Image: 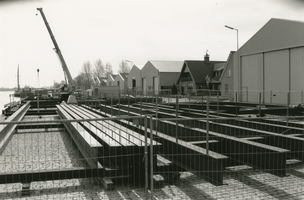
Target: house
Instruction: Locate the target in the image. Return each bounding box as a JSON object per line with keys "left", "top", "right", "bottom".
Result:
{"left": 233, "top": 18, "right": 304, "bottom": 104}
{"left": 107, "top": 74, "right": 117, "bottom": 86}
{"left": 127, "top": 64, "right": 143, "bottom": 91}
{"left": 141, "top": 60, "right": 184, "bottom": 95}
{"left": 177, "top": 54, "right": 226, "bottom": 96}
{"left": 114, "top": 73, "right": 129, "bottom": 92}
{"left": 219, "top": 51, "right": 236, "bottom": 101}
{"left": 93, "top": 77, "right": 107, "bottom": 87}
{"left": 92, "top": 76, "right": 107, "bottom": 97}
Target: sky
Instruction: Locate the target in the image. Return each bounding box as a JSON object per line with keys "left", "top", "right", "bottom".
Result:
{"left": 1, "top": 0, "right": 304, "bottom": 88}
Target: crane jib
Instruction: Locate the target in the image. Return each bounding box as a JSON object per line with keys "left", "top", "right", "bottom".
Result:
{"left": 36, "top": 7, "right": 75, "bottom": 88}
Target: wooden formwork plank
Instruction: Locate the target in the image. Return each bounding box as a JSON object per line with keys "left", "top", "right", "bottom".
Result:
{"left": 0, "top": 101, "right": 30, "bottom": 151}
{"left": 60, "top": 104, "right": 121, "bottom": 147}
{"left": 140, "top": 103, "right": 304, "bottom": 163}
{"left": 57, "top": 105, "right": 116, "bottom": 189}
{"left": 70, "top": 104, "right": 144, "bottom": 146}
{"left": 57, "top": 105, "right": 102, "bottom": 148}
{"left": 0, "top": 167, "right": 104, "bottom": 184}
{"left": 87, "top": 104, "right": 228, "bottom": 186}
{"left": 76, "top": 105, "right": 158, "bottom": 147}
{"left": 100, "top": 103, "right": 290, "bottom": 177}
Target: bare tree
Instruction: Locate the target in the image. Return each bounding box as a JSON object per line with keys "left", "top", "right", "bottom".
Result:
{"left": 74, "top": 73, "right": 86, "bottom": 89}
{"left": 105, "top": 62, "right": 113, "bottom": 76}
{"left": 94, "top": 59, "right": 105, "bottom": 77}
{"left": 82, "top": 61, "right": 93, "bottom": 89}
{"left": 118, "top": 60, "right": 131, "bottom": 73}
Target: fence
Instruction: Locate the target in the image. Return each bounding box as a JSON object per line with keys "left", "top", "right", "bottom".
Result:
{"left": 0, "top": 94, "right": 304, "bottom": 199}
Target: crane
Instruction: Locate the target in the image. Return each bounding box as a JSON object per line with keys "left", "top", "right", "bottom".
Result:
{"left": 36, "top": 7, "right": 76, "bottom": 100}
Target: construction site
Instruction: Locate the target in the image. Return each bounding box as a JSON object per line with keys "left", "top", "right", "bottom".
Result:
{"left": 1, "top": 4, "right": 304, "bottom": 199}
{"left": 0, "top": 93, "right": 304, "bottom": 199}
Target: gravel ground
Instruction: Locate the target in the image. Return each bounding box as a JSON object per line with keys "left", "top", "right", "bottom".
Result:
{"left": 1, "top": 164, "right": 304, "bottom": 199}
{"left": 0, "top": 130, "right": 88, "bottom": 173}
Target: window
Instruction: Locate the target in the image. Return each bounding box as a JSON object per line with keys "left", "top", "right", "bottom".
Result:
{"left": 117, "top": 81, "right": 120, "bottom": 86}
{"left": 228, "top": 69, "right": 231, "bottom": 77}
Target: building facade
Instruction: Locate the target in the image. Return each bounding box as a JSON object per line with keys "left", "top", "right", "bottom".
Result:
{"left": 177, "top": 55, "right": 226, "bottom": 96}
{"left": 141, "top": 61, "right": 183, "bottom": 95}
{"left": 233, "top": 18, "right": 304, "bottom": 104}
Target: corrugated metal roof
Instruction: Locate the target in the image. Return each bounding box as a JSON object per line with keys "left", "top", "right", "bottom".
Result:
{"left": 149, "top": 60, "right": 184, "bottom": 72}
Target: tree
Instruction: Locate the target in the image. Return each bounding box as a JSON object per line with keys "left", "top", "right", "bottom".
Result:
{"left": 81, "top": 61, "right": 93, "bottom": 89}
{"left": 94, "top": 59, "right": 105, "bottom": 77}
{"left": 53, "top": 80, "right": 65, "bottom": 88}
{"left": 74, "top": 73, "right": 86, "bottom": 89}
{"left": 118, "top": 60, "right": 131, "bottom": 73}
{"left": 105, "top": 62, "right": 113, "bottom": 76}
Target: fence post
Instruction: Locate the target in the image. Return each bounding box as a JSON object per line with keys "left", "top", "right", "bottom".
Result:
{"left": 235, "top": 92, "right": 238, "bottom": 116}
{"left": 149, "top": 115, "right": 154, "bottom": 199}
{"left": 140, "top": 95, "right": 143, "bottom": 116}
{"left": 246, "top": 87, "right": 248, "bottom": 102}
{"left": 270, "top": 90, "right": 272, "bottom": 104}
{"left": 287, "top": 92, "right": 290, "bottom": 126}
{"left": 111, "top": 97, "right": 113, "bottom": 116}
{"left": 176, "top": 95, "right": 179, "bottom": 144}
{"left": 118, "top": 93, "right": 121, "bottom": 116}
{"left": 302, "top": 91, "right": 303, "bottom": 104}
{"left": 202, "top": 93, "right": 204, "bottom": 113}
{"left": 144, "top": 116, "right": 148, "bottom": 198}
{"left": 217, "top": 92, "right": 219, "bottom": 116}
{"left": 206, "top": 93, "right": 209, "bottom": 155}
{"left": 156, "top": 95, "right": 158, "bottom": 136}
{"left": 259, "top": 92, "right": 261, "bottom": 117}
{"left": 128, "top": 91, "right": 130, "bottom": 116}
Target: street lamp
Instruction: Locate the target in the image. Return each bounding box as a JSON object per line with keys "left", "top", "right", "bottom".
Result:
{"left": 225, "top": 25, "right": 240, "bottom": 103}
{"left": 225, "top": 25, "right": 239, "bottom": 50}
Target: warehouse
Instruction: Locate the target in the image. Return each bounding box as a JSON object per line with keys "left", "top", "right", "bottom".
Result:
{"left": 233, "top": 18, "right": 304, "bottom": 104}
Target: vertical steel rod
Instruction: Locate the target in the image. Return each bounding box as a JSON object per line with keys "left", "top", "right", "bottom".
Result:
{"left": 149, "top": 115, "right": 154, "bottom": 199}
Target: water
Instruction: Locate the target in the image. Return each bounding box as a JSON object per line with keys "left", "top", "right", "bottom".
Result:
{"left": 0, "top": 91, "right": 20, "bottom": 117}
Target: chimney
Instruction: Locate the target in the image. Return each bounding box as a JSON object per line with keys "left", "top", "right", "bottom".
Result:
{"left": 204, "top": 50, "right": 209, "bottom": 62}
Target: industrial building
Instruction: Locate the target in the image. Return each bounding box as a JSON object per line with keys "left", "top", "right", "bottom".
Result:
{"left": 232, "top": 18, "right": 304, "bottom": 104}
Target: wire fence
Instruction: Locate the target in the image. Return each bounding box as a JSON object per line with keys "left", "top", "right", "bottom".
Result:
{"left": 0, "top": 92, "right": 304, "bottom": 199}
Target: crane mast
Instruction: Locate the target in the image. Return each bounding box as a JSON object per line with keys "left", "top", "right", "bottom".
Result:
{"left": 36, "top": 7, "right": 74, "bottom": 87}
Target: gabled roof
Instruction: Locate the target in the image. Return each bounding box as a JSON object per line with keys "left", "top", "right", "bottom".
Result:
{"left": 149, "top": 60, "right": 184, "bottom": 72}
{"left": 213, "top": 63, "right": 225, "bottom": 71}
{"left": 219, "top": 51, "right": 235, "bottom": 81}
{"left": 118, "top": 73, "right": 129, "bottom": 81}
{"left": 177, "top": 59, "right": 226, "bottom": 84}
{"left": 240, "top": 18, "right": 304, "bottom": 54}
{"left": 185, "top": 61, "right": 214, "bottom": 83}
{"left": 108, "top": 74, "right": 117, "bottom": 81}
{"left": 93, "top": 77, "right": 99, "bottom": 83}
{"left": 98, "top": 77, "right": 107, "bottom": 83}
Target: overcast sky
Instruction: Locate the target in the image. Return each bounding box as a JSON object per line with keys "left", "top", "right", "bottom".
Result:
{"left": 1, "top": 0, "right": 304, "bottom": 88}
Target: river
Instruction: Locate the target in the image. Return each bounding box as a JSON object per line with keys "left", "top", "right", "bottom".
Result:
{"left": 0, "top": 91, "right": 20, "bottom": 117}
